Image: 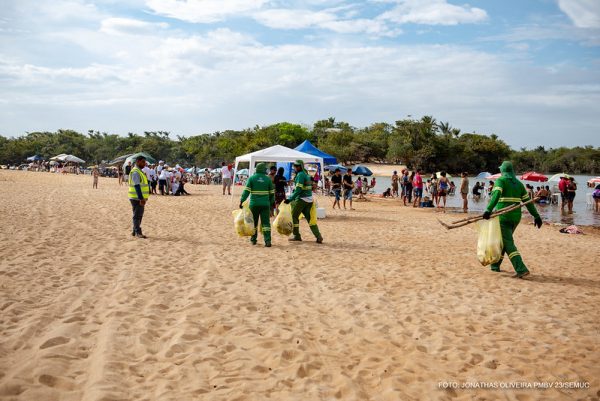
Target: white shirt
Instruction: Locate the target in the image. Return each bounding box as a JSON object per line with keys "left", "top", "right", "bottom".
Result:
{"left": 221, "top": 166, "right": 232, "bottom": 179}
{"left": 159, "top": 169, "right": 168, "bottom": 180}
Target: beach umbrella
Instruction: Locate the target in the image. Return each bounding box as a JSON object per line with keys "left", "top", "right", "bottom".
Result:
{"left": 63, "top": 155, "right": 85, "bottom": 163}
{"left": 548, "top": 173, "right": 572, "bottom": 182}
{"left": 26, "top": 155, "right": 43, "bottom": 162}
{"left": 489, "top": 173, "right": 502, "bottom": 179}
{"left": 124, "top": 152, "right": 157, "bottom": 166}
{"left": 324, "top": 164, "right": 348, "bottom": 173}
{"left": 108, "top": 153, "right": 132, "bottom": 165}
{"left": 50, "top": 153, "right": 68, "bottom": 161}
{"left": 435, "top": 171, "right": 452, "bottom": 179}
{"left": 521, "top": 171, "right": 548, "bottom": 182}
{"left": 588, "top": 177, "right": 600, "bottom": 185}
{"left": 236, "top": 168, "right": 249, "bottom": 176}
{"left": 352, "top": 165, "right": 373, "bottom": 176}
{"left": 476, "top": 172, "right": 491, "bottom": 179}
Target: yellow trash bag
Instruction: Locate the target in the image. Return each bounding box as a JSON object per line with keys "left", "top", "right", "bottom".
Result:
{"left": 299, "top": 200, "right": 318, "bottom": 226}
{"left": 232, "top": 202, "right": 255, "bottom": 237}
{"left": 476, "top": 217, "right": 503, "bottom": 266}
{"left": 273, "top": 202, "right": 293, "bottom": 236}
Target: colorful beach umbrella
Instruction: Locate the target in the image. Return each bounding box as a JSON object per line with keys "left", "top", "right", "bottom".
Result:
{"left": 521, "top": 171, "right": 548, "bottom": 182}
{"left": 489, "top": 173, "right": 502, "bottom": 179}
{"left": 476, "top": 172, "right": 491, "bottom": 179}
{"left": 588, "top": 177, "right": 600, "bottom": 185}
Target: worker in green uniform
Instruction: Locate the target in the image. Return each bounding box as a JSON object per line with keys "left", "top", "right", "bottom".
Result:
{"left": 284, "top": 160, "right": 323, "bottom": 243}
{"left": 239, "top": 163, "right": 275, "bottom": 247}
{"left": 483, "top": 161, "right": 543, "bottom": 278}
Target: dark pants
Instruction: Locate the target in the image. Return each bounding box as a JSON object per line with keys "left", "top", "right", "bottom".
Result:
{"left": 130, "top": 199, "right": 145, "bottom": 235}
{"left": 158, "top": 179, "right": 166, "bottom": 195}
{"left": 151, "top": 180, "right": 157, "bottom": 194}
{"left": 175, "top": 182, "right": 189, "bottom": 196}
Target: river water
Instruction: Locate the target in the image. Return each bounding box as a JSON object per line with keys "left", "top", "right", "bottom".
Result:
{"left": 364, "top": 174, "right": 599, "bottom": 226}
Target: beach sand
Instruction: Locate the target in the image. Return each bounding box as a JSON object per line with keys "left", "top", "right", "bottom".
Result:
{"left": 0, "top": 170, "right": 599, "bottom": 401}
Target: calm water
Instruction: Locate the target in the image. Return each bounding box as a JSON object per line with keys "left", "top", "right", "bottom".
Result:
{"left": 365, "top": 175, "right": 599, "bottom": 226}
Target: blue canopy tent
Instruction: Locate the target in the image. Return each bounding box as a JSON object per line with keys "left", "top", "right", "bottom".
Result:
{"left": 277, "top": 140, "right": 337, "bottom": 180}
{"left": 26, "top": 155, "right": 43, "bottom": 162}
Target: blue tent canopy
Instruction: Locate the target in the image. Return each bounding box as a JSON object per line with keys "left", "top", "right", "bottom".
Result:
{"left": 277, "top": 140, "right": 337, "bottom": 180}
{"left": 27, "top": 155, "right": 43, "bottom": 161}
{"left": 294, "top": 140, "right": 337, "bottom": 165}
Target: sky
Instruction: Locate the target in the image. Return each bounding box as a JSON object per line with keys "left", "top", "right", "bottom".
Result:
{"left": 0, "top": 0, "right": 599, "bottom": 148}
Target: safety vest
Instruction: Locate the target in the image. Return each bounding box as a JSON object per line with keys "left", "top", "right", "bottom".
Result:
{"left": 128, "top": 167, "right": 150, "bottom": 200}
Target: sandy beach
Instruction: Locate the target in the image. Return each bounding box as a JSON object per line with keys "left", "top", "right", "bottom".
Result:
{"left": 0, "top": 170, "right": 599, "bottom": 401}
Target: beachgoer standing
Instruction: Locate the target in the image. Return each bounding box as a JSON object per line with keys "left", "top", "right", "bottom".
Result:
{"left": 430, "top": 173, "right": 438, "bottom": 206}
{"left": 593, "top": 184, "right": 600, "bottom": 212}
{"left": 285, "top": 160, "right": 323, "bottom": 243}
{"left": 268, "top": 166, "right": 277, "bottom": 183}
{"left": 566, "top": 177, "right": 577, "bottom": 213}
{"left": 92, "top": 167, "right": 99, "bottom": 189}
{"left": 128, "top": 156, "right": 150, "bottom": 238}
{"left": 274, "top": 167, "right": 287, "bottom": 211}
{"left": 438, "top": 171, "right": 449, "bottom": 211}
{"left": 413, "top": 169, "right": 423, "bottom": 207}
{"left": 343, "top": 169, "right": 354, "bottom": 210}
{"left": 239, "top": 163, "right": 275, "bottom": 247}
{"left": 558, "top": 176, "right": 568, "bottom": 211}
{"left": 391, "top": 171, "right": 399, "bottom": 197}
{"left": 331, "top": 169, "right": 343, "bottom": 209}
{"left": 125, "top": 161, "right": 132, "bottom": 177}
{"left": 460, "top": 172, "right": 469, "bottom": 212}
{"left": 221, "top": 162, "right": 232, "bottom": 195}
{"left": 482, "top": 161, "right": 542, "bottom": 278}
{"left": 404, "top": 171, "right": 413, "bottom": 206}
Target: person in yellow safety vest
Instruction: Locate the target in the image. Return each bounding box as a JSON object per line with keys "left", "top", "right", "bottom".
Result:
{"left": 128, "top": 155, "right": 150, "bottom": 238}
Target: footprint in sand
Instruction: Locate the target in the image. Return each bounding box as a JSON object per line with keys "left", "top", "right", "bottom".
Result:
{"left": 39, "top": 336, "right": 70, "bottom": 349}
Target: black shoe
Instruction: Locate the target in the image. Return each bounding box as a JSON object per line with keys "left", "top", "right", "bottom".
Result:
{"left": 265, "top": 243, "right": 271, "bottom": 247}
{"left": 250, "top": 240, "right": 257, "bottom": 245}
{"left": 512, "top": 271, "right": 530, "bottom": 279}
{"left": 491, "top": 268, "right": 501, "bottom": 272}
{"left": 135, "top": 233, "right": 147, "bottom": 239}
{"left": 316, "top": 237, "right": 323, "bottom": 244}
{"left": 131, "top": 231, "right": 135, "bottom": 237}
{"left": 288, "top": 237, "right": 302, "bottom": 242}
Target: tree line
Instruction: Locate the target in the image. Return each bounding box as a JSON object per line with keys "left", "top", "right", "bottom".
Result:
{"left": 1, "top": 117, "right": 598, "bottom": 174}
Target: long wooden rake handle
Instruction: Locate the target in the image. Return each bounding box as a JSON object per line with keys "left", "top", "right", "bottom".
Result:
{"left": 438, "top": 198, "right": 538, "bottom": 230}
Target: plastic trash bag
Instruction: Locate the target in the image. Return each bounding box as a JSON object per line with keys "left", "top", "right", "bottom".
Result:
{"left": 476, "top": 217, "right": 503, "bottom": 266}
{"left": 273, "top": 203, "right": 293, "bottom": 236}
{"left": 232, "top": 202, "right": 255, "bottom": 237}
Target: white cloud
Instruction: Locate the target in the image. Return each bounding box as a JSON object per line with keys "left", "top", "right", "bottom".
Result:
{"left": 558, "top": 0, "right": 600, "bottom": 28}
{"left": 100, "top": 17, "right": 169, "bottom": 35}
{"left": 377, "top": 0, "right": 487, "bottom": 25}
{"left": 253, "top": 8, "right": 399, "bottom": 36}
{"left": 254, "top": 9, "right": 335, "bottom": 29}
{"left": 145, "top": 0, "right": 269, "bottom": 23}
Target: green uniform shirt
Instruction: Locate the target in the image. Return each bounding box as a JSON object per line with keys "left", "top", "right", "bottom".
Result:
{"left": 240, "top": 173, "right": 275, "bottom": 207}
{"left": 486, "top": 176, "right": 540, "bottom": 221}
{"left": 288, "top": 170, "right": 313, "bottom": 202}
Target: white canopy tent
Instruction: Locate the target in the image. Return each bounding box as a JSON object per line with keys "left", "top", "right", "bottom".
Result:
{"left": 232, "top": 145, "right": 324, "bottom": 197}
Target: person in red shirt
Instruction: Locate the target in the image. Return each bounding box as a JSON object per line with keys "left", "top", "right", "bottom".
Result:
{"left": 413, "top": 169, "right": 423, "bottom": 207}
{"left": 558, "top": 176, "right": 568, "bottom": 212}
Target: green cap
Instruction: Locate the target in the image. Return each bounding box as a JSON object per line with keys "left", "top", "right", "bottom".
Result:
{"left": 293, "top": 160, "right": 305, "bottom": 168}
{"left": 255, "top": 163, "right": 267, "bottom": 174}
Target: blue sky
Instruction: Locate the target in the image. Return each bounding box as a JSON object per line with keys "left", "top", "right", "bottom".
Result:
{"left": 0, "top": 0, "right": 599, "bottom": 148}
